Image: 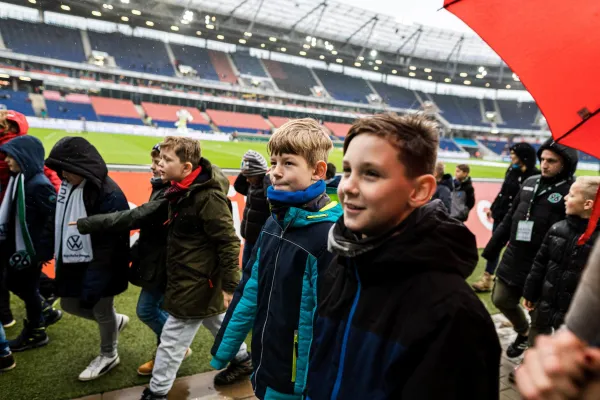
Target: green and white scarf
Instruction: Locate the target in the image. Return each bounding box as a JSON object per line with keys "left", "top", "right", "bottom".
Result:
{"left": 0, "top": 174, "right": 36, "bottom": 269}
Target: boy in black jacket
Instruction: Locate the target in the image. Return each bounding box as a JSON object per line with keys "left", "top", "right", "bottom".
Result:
{"left": 450, "top": 163, "right": 475, "bottom": 221}
{"left": 305, "top": 114, "right": 500, "bottom": 400}
{"left": 0, "top": 136, "right": 59, "bottom": 352}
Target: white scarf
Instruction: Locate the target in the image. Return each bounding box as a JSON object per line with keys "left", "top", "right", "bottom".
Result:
{"left": 55, "top": 179, "right": 94, "bottom": 264}
{"left": 0, "top": 174, "right": 35, "bottom": 269}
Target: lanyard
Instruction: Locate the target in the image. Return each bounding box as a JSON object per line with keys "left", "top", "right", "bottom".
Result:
{"left": 525, "top": 178, "right": 567, "bottom": 220}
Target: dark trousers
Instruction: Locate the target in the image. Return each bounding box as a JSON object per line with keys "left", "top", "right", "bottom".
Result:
{"left": 492, "top": 278, "right": 529, "bottom": 335}
{"left": 242, "top": 241, "right": 255, "bottom": 270}
{"left": 485, "top": 220, "right": 501, "bottom": 275}
{"left": 7, "top": 264, "right": 44, "bottom": 328}
{"left": 0, "top": 268, "right": 12, "bottom": 324}
{"left": 39, "top": 271, "right": 56, "bottom": 300}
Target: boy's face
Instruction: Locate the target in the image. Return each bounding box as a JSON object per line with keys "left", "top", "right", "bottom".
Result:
{"left": 455, "top": 167, "right": 468, "bottom": 181}
{"left": 339, "top": 134, "right": 435, "bottom": 237}
{"left": 269, "top": 153, "right": 324, "bottom": 192}
{"left": 62, "top": 170, "right": 84, "bottom": 186}
{"left": 5, "top": 155, "right": 20, "bottom": 173}
{"left": 159, "top": 148, "right": 192, "bottom": 182}
{"left": 565, "top": 181, "right": 593, "bottom": 217}
{"left": 150, "top": 156, "right": 162, "bottom": 179}
{"left": 509, "top": 150, "right": 521, "bottom": 166}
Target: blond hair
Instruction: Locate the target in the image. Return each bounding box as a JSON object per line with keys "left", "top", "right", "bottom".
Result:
{"left": 576, "top": 176, "right": 600, "bottom": 200}
{"left": 160, "top": 136, "right": 201, "bottom": 169}
{"left": 268, "top": 118, "right": 333, "bottom": 166}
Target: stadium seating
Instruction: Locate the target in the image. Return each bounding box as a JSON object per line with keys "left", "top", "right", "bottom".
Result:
{"left": 170, "top": 45, "right": 219, "bottom": 81}
{"left": 454, "top": 138, "right": 479, "bottom": 147}
{"left": 480, "top": 139, "right": 510, "bottom": 155}
{"left": 496, "top": 100, "right": 539, "bottom": 129}
{"left": 580, "top": 151, "right": 600, "bottom": 163}
{"left": 453, "top": 96, "right": 488, "bottom": 127}
{"left": 370, "top": 82, "right": 419, "bottom": 109}
{"left": 88, "top": 31, "right": 174, "bottom": 76}
{"left": 314, "top": 70, "right": 374, "bottom": 104}
{"left": 230, "top": 53, "right": 267, "bottom": 77}
{"left": 268, "top": 116, "right": 292, "bottom": 128}
{"left": 263, "top": 60, "right": 318, "bottom": 97}
{"left": 46, "top": 100, "right": 98, "bottom": 121}
{"left": 0, "top": 90, "right": 34, "bottom": 116}
{"left": 324, "top": 122, "right": 351, "bottom": 139}
{"left": 90, "top": 97, "right": 143, "bottom": 125}
{"left": 205, "top": 109, "right": 271, "bottom": 133}
{"left": 430, "top": 94, "right": 486, "bottom": 126}
{"left": 439, "top": 138, "right": 462, "bottom": 152}
{"left": 141, "top": 102, "right": 211, "bottom": 130}
{"left": 0, "top": 19, "right": 86, "bottom": 63}
{"left": 208, "top": 51, "right": 237, "bottom": 84}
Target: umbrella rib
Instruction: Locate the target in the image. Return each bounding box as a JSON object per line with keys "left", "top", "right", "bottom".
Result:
{"left": 441, "top": 0, "right": 462, "bottom": 10}
{"left": 554, "top": 108, "right": 600, "bottom": 144}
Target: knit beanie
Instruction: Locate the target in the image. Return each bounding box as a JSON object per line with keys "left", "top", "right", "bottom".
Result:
{"left": 241, "top": 150, "right": 268, "bottom": 177}
{"left": 510, "top": 142, "right": 537, "bottom": 170}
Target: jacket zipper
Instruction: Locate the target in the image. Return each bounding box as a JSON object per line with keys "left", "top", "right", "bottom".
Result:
{"left": 292, "top": 329, "right": 299, "bottom": 383}
{"left": 330, "top": 264, "right": 361, "bottom": 400}
{"left": 252, "top": 215, "right": 297, "bottom": 388}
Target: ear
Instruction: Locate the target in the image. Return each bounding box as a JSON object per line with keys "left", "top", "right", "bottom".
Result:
{"left": 183, "top": 161, "right": 194, "bottom": 173}
{"left": 584, "top": 199, "right": 595, "bottom": 212}
{"left": 408, "top": 174, "right": 437, "bottom": 208}
{"left": 312, "top": 160, "right": 328, "bottom": 181}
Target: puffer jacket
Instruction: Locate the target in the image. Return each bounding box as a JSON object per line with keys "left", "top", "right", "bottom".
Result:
{"left": 490, "top": 164, "right": 540, "bottom": 221}
{"left": 432, "top": 173, "right": 454, "bottom": 212}
{"left": 523, "top": 216, "right": 600, "bottom": 329}
{"left": 305, "top": 201, "right": 500, "bottom": 399}
{"left": 450, "top": 176, "right": 475, "bottom": 221}
{"left": 45, "top": 137, "right": 130, "bottom": 305}
{"left": 483, "top": 139, "right": 579, "bottom": 289}
{"left": 211, "top": 193, "right": 343, "bottom": 400}
{"left": 234, "top": 173, "right": 270, "bottom": 244}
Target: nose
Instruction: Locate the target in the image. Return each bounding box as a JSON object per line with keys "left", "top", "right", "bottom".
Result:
{"left": 340, "top": 173, "right": 358, "bottom": 196}
{"left": 271, "top": 164, "right": 283, "bottom": 178}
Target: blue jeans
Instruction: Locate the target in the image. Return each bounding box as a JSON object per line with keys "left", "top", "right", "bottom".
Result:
{"left": 485, "top": 220, "right": 501, "bottom": 275}
{"left": 136, "top": 288, "right": 168, "bottom": 342}
{"left": 0, "top": 323, "right": 9, "bottom": 357}
{"left": 242, "top": 241, "right": 255, "bottom": 270}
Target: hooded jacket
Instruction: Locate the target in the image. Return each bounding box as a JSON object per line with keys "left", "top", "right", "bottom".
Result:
{"left": 234, "top": 173, "right": 271, "bottom": 244}
{"left": 0, "top": 135, "right": 56, "bottom": 264}
{"left": 450, "top": 176, "right": 475, "bottom": 221}
{"left": 490, "top": 143, "right": 540, "bottom": 221}
{"left": 523, "top": 216, "right": 600, "bottom": 330}
{"left": 211, "top": 186, "right": 343, "bottom": 400}
{"left": 432, "top": 173, "right": 454, "bottom": 212}
{"left": 483, "top": 139, "right": 579, "bottom": 289}
{"left": 45, "top": 137, "right": 130, "bottom": 305}
{"left": 305, "top": 201, "right": 500, "bottom": 400}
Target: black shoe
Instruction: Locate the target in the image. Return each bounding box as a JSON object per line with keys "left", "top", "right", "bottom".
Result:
{"left": 214, "top": 353, "right": 253, "bottom": 386}
{"left": 8, "top": 321, "right": 49, "bottom": 352}
{"left": 43, "top": 308, "right": 62, "bottom": 328}
{"left": 506, "top": 334, "right": 529, "bottom": 358}
{"left": 0, "top": 353, "right": 15, "bottom": 372}
{"left": 140, "top": 388, "right": 167, "bottom": 400}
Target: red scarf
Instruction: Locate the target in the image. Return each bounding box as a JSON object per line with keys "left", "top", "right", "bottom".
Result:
{"left": 578, "top": 185, "right": 600, "bottom": 246}
{"left": 164, "top": 166, "right": 202, "bottom": 202}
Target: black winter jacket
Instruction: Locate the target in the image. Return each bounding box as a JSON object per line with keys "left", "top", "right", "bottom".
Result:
{"left": 306, "top": 201, "right": 500, "bottom": 400}
{"left": 483, "top": 139, "right": 579, "bottom": 289}
{"left": 523, "top": 216, "right": 599, "bottom": 329}
{"left": 45, "top": 137, "right": 130, "bottom": 306}
{"left": 450, "top": 176, "right": 475, "bottom": 221}
{"left": 490, "top": 165, "right": 540, "bottom": 221}
{"left": 432, "top": 173, "right": 453, "bottom": 212}
{"left": 234, "top": 173, "right": 270, "bottom": 244}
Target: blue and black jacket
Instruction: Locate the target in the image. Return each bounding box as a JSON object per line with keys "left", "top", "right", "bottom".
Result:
{"left": 306, "top": 201, "right": 501, "bottom": 400}
{"left": 211, "top": 181, "right": 342, "bottom": 400}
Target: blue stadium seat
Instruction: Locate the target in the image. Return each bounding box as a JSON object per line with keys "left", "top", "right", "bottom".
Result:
{"left": 439, "top": 138, "right": 462, "bottom": 152}
{"left": 497, "top": 100, "right": 538, "bottom": 129}
{"left": 579, "top": 151, "right": 599, "bottom": 163}
{"left": 480, "top": 139, "right": 510, "bottom": 155}
{"left": 230, "top": 53, "right": 267, "bottom": 77}
{"left": 314, "top": 70, "right": 373, "bottom": 104}
{"left": 370, "top": 82, "right": 419, "bottom": 109}
{"left": 170, "top": 45, "right": 219, "bottom": 81}
{"left": 430, "top": 94, "right": 487, "bottom": 126}
{"left": 0, "top": 19, "right": 85, "bottom": 63}
{"left": 46, "top": 100, "right": 98, "bottom": 121}
{"left": 263, "top": 60, "right": 318, "bottom": 96}
{"left": 0, "top": 90, "right": 34, "bottom": 116}
{"left": 454, "top": 138, "right": 479, "bottom": 147}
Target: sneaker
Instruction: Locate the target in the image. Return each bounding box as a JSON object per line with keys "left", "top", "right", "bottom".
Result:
{"left": 43, "top": 308, "right": 62, "bottom": 328}
{"left": 214, "top": 352, "right": 253, "bottom": 386}
{"left": 140, "top": 388, "right": 167, "bottom": 400}
{"left": 506, "top": 334, "right": 529, "bottom": 358}
{"left": 118, "top": 314, "right": 129, "bottom": 333}
{"left": 8, "top": 321, "right": 49, "bottom": 352}
{"left": 78, "top": 354, "right": 120, "bottom": 381}
{"left": 0, "top": 353, "right": 15, "bottom": 372}
{"left": 472, "top": 272, "right": 494, "bottom": 293}
{"left": 137, "top": 347, "right": 192, "bottom": 376}
{"left": 2, "top": 319, "right": 15, "bottom": 329}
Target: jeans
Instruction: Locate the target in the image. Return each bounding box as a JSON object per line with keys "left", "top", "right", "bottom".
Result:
{"left": 136, "top": 288, "right": 168, "bottom": 341}
{"left": 492, "top": 278, "right": 530, "bottom": 335}
{"left": 0, "top": 323, "right": 9, "bottom": 357}
{"left": 241, "top": 241, "right": 255, "bottom": 270}
{"left": 7, "top": 265, "right": 44, "bottom": 328}
{"left": 485, "top": 220, "right": 501, "bottom": 275}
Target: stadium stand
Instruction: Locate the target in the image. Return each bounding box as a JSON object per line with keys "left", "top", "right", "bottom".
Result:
{"left": 454, "top": 96, "right": 487, "bottom": 127}
{"left": 90, "top": 97, "right": 143, "bottom": 125}
{"left": 482, "top": 98, "right": 496, "bottom": 111}
{"left": 370, "top": 82, "right": 419, "bottom": 109}
{"left": 141, "top": 102, "right": 211, "bottom": 130}
{"left": 439, "top": 138, "right": 462, "bottom": 153}
{"left": 262, "top": 60, "right": 318, "bottom": 97}
{"left": 268, "top": 116, "right": 292, "bottom": 128}
{"left": 324, "top": 122, "right": 351, "bottom": 139}
{"left": 580, "top": 152, "right": 600, "bottom": 163}
{"left": 314, "top": 70, "right": 374, "bottom": 104}
{"left": 170, "top": 45, "right": 220, "bottom": 81}
{"left": 88, "top": 31, "right": 174, "bottom": 76}
{"left": 230, "top": 52, "right": 268, "bottom": 77}
{"left": 208, "top": 51, "right": 237, "bottom": 84}
{"left": 0, "top": 90, "right": 34, "bottom": 116}
{"left": 480, "top": 139, "right": 510, "bottom": 155}
{"left": 496, "top": 100, "right": 539, "bottom": 129}
{"left": 430, "top": 94, "right": 487, "bottom": 126}
{"left": 0, "top": 19, "right": 86, "bottom": 63}
{"left": 205, "top": 109, "right": 271, "bottom": 133}
{"left": 46, "top": 100, "right": 98, "bottom": 121}
{"left": 454, "top": 138, "right": 479, "bottom": 147}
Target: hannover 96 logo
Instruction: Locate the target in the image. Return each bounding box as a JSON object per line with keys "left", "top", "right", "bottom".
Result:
{"left": 548, "top": 193, "right": 563, "bottom": 204}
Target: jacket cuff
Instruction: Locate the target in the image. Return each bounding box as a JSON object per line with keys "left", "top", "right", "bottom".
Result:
{"left": 210, "top": 356, "right": 228, "bottom": 370}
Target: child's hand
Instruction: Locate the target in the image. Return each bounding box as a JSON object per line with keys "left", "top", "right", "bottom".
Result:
{"left": 523, "top": 299, "right": 535, "bottom": 311}
{"left": 68, "top": 221, "right": 77, "bottom": 226}
{"left": 223, "top": 291, "right": 233, "bottom": 309}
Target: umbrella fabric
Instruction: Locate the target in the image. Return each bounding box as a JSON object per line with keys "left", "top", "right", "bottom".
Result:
{"left": 444, "top": 0, "right": 600, "bottom": 159}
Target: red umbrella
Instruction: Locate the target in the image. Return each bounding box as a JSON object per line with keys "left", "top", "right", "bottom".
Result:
{"left": 443, "top": 0, "right": 600, "bottom": 159}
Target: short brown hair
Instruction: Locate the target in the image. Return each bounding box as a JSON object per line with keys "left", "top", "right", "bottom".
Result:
{"left": 344, "top": 113, "right": 439, "bottom": 178}
{"left": 457, "top": 164, "right": 470, "bottom": 174}
{"left": 160, "top": 136, "right": 201, "bottom": 169}
{"left": 268, "top": 118, "right": 333, "bottom": 166}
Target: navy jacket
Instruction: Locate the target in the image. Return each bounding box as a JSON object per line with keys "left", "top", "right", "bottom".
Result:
{"left": 45, "top": 137, "right": 130, "bottom": 306}
{"left": 432, "top": 173, "right": 453, "bottom": 212}
{"left": 306, "top": 201, "right": 501, "bottom": 400}
{"left": 0, "top": 135, "right": 56, "bottom": 264}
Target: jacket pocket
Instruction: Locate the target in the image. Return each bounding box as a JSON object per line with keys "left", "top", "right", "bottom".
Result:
{"left": 291, "top": 329, "right": 298, "bottom": 383}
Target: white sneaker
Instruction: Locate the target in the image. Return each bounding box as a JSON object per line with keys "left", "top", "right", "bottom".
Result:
{"left": 117, "top": 314, "right": 129, "bottom": 333}
{"left": 78, "top": 354, "right": 120, "bottom": 381}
